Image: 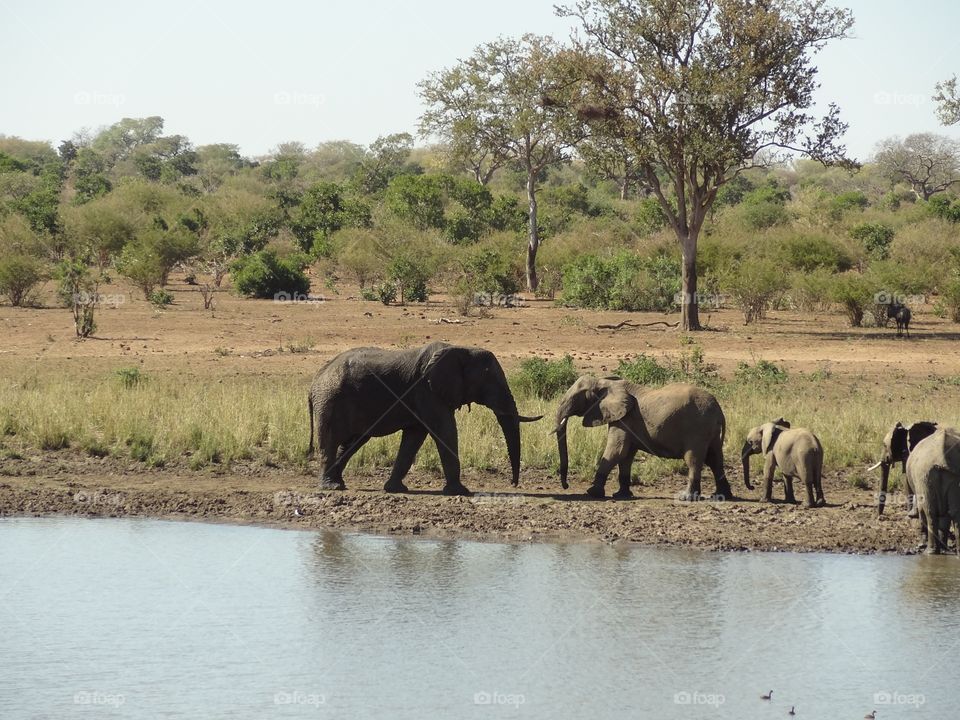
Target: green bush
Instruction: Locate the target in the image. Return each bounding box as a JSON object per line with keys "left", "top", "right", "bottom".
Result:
{"left": 116, "top": 366, "right": 145, "bottom": 389}
{"left": 511, "top": 356, "right": 578, "bottom": 400}
{"left": 561, "top": 251, "right": 680, "bottom": 311}
{"left": 375, "top": 281, "right": 397, "bottom": 305}
{"left": 0, "top": 254, "right": 45, "bottom": 306}
{"left": 740, "top": 185, "right": 790, "bottom": 229}
{"left": 942, "top": 277, "right": 960, "bottom": 323}
{"left": 778, "top": 234, "right": 852, "bottom": 273}
{"left": 828, "top": 272, "right": 875, "bottom": 327}
{"left": 148, "top": 288, "right": 173, "bottom": 308}
{"left": 615, "top": 354, "right": 674, "bottom": 385}
{"left": 734, "top": 359, "right": 788, "bottom": 384}
{"left": 231, "top": 249, "right": 310, "bottom": 299}
{"left": 388, "top": 256, "right": 429, "bottom": 303}
{"left": 828, "top": 191, "right": 868, "bottom": 219}
{"left": 850, "top": 223, "right": 895, "bottom": 260}
{"left": 789, "top": 269, "right": 834, "bottom": 311}
{"left": 721, "top": 258, "right": 785, "bottom": 324}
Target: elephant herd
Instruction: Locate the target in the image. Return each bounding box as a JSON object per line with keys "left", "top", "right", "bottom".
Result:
{"left": 308, "top": 342, "right": 959, "bottom": 555}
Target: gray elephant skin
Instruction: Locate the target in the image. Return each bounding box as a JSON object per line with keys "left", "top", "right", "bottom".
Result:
{"left": 553, "top": 376, "right": 731, "bottom": 500}
{"left": 741, "top": 419, "right": 825, "bottom": 507}
{"left": 874, "top": 421, "right": 938, "bottom": 516}
{"left": 905, "top": 427, "right": 960, "bottom": 554}
{"left": 308, "top": 342, "right": 540, "bottom": 495}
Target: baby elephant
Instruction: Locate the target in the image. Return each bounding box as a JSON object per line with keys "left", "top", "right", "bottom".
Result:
{"left": 741, "top": 419, "right": 825, "bottom": 507}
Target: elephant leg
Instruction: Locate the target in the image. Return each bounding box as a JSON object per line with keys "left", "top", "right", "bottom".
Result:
{"left": 425, "top": 413, "right": 470, "bottom": 496}
{"left": 783, "top": 475, "right": 798, "bottom": 504}
{"left": 384, "top": 427, "right": 428, "bottom": 493}
{"left": 706, "top": 438, "right": 732, "bottom": 500}
{"left": 802, "top": 475, "right": 817, "bottom": 508}
{"left": 318, "top": 437, "right": 347, "bottom": 491}
{"left": 680, "top": 449, "right": 704, "bottom": 502}
{"left": 814, "top": 464, "right": 826, "bottom": 507}
{"left": 612, "top": 453, "right": 636, "bottom": 499}
{"left": 760, "top": 456, "right": 776, "bottom": 503}
{"left": 924, "top": 511, "right": 940, "bottom": 554}
{"left": 588, "top": 428, "right": 628, "bottom": 499}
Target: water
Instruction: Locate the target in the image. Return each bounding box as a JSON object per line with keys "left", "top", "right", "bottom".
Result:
{"left": 1, "top": 518, "right": 957, "bottom": 719}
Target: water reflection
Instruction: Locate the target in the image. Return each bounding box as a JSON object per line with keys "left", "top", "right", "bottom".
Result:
{"left": 0, "top": 518, "right": 958, "bottom": 719}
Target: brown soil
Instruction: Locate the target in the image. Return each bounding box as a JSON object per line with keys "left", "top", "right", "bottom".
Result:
{"left": 1, "top": 277, "right": 955, "bottom": 553}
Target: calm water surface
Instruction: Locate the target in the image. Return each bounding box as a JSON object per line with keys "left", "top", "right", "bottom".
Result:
{"left": 1, "top": 517, "right": 958, "bottom": 719}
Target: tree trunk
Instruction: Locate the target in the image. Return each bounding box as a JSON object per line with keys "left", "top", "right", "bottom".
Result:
{"left": 680, "top": 235, "right": 702, "bottom": 331}
{"left": 619, "top": 178, "right": 629, "bottom": 201}
{"left": 525, "top": 172, "right": 540, "bottom": 292}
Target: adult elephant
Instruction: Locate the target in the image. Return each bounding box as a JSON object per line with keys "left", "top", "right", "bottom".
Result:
{"left": 904, "top": 427, "right": 960, "bottom": 554}
{"left": 553, "top": 376, "right": 731, "bottom": 500}
{"left": 871, "top": 421, "right": 938, "bottom": 516}
{"left": 308, "top": 342, "right": 540, "bottom": 495}
{"left": 741, "top": 419, "right": 825, "bottom": 507}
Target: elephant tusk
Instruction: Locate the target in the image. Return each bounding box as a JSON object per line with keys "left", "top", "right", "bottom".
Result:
{"left": 518, "top": 414, "right": 543, "bottom": 423}
{"left": 865, "top": 460, "right": 883, "bottom": 472}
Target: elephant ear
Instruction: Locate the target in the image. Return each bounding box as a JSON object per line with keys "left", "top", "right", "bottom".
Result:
{"left": 908, "top": 421, "right": 938, "bottom": 451}
{"left": 760, "top": 422, "right": 783, "bottom": 455}
{"left": 423, "top": 345, "right": 467, "bottom": 410}
{"left": 582, "top": 384, "right": 635, "bottom": 427}
{"left": 889, "top": 422, "right": 909, "bottom": 459}
{"left": 773, "top": 417, "right": 791, "bottom": 429}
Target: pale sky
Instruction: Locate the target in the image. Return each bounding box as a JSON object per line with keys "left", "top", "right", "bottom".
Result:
{"left": 2, "top": 0, "right": 959, "bottom": 160}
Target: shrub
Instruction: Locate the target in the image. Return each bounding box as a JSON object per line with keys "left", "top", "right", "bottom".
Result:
{"left": 735, "top": 359, "right": 788, "bottom": 384}
{"left": 561, "top": 251, "right": 680, "bottom": 311}
{"left": 829, "top": 272, "right": 875, "bottom": 327}
{"left": 148, "top": 288, "right": 173, "bottom": 309}
{"left": 116, "top": 366, "right": 145, "bottom": 389}
{"left": 231, "top": 249, "right": 310, "bottom": 299}
{"left": 388, "top": 256, "right": 429, "bottom": 303}
{"left": 828, "top": 191, "right": 868, "bottom": 219}
{"left": 778, "top": 234, "right": 852, "bottom": 273}
{"left": 942, "top": 277, "right": 960, "bottom": 323}
{"left": 721, "top": 258, "right": 785, "bottom": 324}
{"left": 511, "top": 356, "right": 578, "bottom": 400}
{"left": 614, "top": 354, "right": 674, "bottom": 385}
{"left": 789, "top": 269, "right": 834, "bottom": 311}
{"left": 634, "top": 196, "right": 667, "bottom": 235}
{"left": 0, "top": 254, "right": 45, "bottom": 306}
{"left": 375, "top": 281, "right": 397, "bottom": 305}
{"left": 462, "top": 247, "right": 521, "bottom": 300}
{"left": 850, "top": 223, "right": 895, "bottom": 260}
{"left": 740, "top": 185, "right": 790, "bottom": 230}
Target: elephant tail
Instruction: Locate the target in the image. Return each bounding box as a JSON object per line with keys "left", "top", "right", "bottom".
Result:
{"left": 308, "top": 394, "right": 315, "bottom": 458}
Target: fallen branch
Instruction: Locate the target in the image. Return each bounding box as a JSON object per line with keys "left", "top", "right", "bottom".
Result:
{"left": 433, "top": 317, "right": 466, "bottom": 324}
{"left": 597, "top": 320, "right": 680, "bottom": 330}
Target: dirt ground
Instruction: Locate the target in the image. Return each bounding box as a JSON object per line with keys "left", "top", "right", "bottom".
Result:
{"left": 2, "top": 276, "right": 958, "bottom": 553}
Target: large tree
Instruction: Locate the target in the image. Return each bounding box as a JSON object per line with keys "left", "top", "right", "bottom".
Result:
{"left": 874, "top": 133, "right": 960, "bottom": 201}
{"left": 559, "top": 0, "right": 853, "bottom": 330}
{"left": 934, "top": 76, "right": 960, "bottom": 126}
{"left": 419, "top": 34, "right": 586, "bottom": 291}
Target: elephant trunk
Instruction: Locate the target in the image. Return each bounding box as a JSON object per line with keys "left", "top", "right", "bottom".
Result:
{"left": 878, "top": 461, "right": 890, "bottom": 516}
{"left": 495, "top": 412, "right": 522, "bottom": 487}
{"left": 556, "top": 418, "right": 569, "bottom": 489}
{"left": 741, "top": 443, "right": 754, "bottom": 491}
{"left": 554, "top": 394, "right": 577, "bottom": 490}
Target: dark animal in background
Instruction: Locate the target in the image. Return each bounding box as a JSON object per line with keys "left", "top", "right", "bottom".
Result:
{"left": 887, "top": 302, "right": 911, "bottom": 337}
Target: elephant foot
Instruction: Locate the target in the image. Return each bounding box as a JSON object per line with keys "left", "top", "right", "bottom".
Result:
{"left": 442, "top": 483, "right": 473, "bottom": 497}
{"left": 320, "top": 479, "right": 346, "bottom": 491}
{"left": 383, "top": 480, "right": 409, "bottom": 493}
{"left": 679, "top": 491, "right": 701, "bottom": 502}
{"left": 612, "top": 488, "right": 634, "bottom": 500}
{"left": 803, "top": 501, "right": 816, "bottom": 509}
{"left": 585, "top": 484, "right": 607, "bottom": 499}
{"left": 907, "top": 508, "right": 920, "bottom": 519}
{"left": 924, "top": 545, "right": 941, "bottom": 555}
{"left": 760, "top": 495, "right": 772, "bottom": 503}
{"left": 709, "top": 492, "right": 731, "bottom": 502}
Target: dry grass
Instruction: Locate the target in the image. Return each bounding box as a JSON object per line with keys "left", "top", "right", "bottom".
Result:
{"left": 3, "top": 362, "right": 959, "bottom": 485}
